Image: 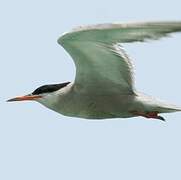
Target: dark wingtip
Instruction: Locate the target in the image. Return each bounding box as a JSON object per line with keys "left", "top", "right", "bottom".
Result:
{"left": 157, "top": 116, "right": 166, "bottom": 122}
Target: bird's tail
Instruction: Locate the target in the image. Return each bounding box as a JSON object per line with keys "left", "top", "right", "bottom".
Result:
{"left": 136, "top": 92, "right": 181, "bottom": 114}
{"left": 155, "top": 104, "right": 181, "bottom": 114}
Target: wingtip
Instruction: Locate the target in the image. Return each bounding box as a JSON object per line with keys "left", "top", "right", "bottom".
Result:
{"left": 157, "top": 116, "right": 166, "bottom": 122}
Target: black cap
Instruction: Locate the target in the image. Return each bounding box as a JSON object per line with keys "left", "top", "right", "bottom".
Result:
{"left": 32, "top": 82, "right": 70, "bottom": 95}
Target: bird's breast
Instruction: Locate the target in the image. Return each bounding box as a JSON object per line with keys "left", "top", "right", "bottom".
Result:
{"left": 50, "top": 91, "right": 136, "bottom": 119}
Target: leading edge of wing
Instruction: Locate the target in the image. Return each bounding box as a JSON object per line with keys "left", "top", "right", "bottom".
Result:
{"left": 57, "top": 21, "right": 181, "bottom": 45}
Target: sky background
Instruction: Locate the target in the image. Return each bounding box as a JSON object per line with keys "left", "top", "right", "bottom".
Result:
{"left": 1, "top": 0, "right": 181, "bottom": 179}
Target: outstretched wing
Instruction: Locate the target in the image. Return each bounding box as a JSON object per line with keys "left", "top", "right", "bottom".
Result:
{"left": 58, "top": 21, "right": 181, "bottom": 95}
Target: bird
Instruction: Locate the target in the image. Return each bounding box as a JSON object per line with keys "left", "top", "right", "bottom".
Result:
{"left": 7, "top": 21, "right": 181, "bottom": 121}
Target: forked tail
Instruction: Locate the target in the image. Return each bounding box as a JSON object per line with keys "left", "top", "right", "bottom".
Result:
{"left": 133, "top": 93, "right": 181, "bottom": 121}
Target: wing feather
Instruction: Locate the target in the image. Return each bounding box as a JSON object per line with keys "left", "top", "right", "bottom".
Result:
{"left": 57, "top": 21, "right": 181, "bottom": 95}
{"left": 59, "top": 21, "right": 181, "bottom": 44}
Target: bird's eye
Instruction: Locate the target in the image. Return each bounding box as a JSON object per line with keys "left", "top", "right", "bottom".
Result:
{"left": 32, "top": 86, "right": 46, "bottom": 95}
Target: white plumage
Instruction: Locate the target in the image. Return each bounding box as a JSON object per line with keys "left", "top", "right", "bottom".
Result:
{"left": 8, "top": 21, "right": 181, "bottom": 121}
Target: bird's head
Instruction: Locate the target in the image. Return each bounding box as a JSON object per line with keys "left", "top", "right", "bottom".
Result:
{"left": 7, "top": 82, "right": 71, "bottom": 103}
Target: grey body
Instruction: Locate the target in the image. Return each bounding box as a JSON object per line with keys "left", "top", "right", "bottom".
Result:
{"left": 38, "top": 83, "right": 136, "bottom": 118}
{"left": 35, "top": 21, "right": 181, "bottom": 119}
{"left": 37, "top": 83, "right": 181, "bottom": 119}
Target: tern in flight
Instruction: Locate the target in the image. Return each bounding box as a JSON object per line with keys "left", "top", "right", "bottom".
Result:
{"left": 7, "top": 21, "right": 181, "bottom": 121}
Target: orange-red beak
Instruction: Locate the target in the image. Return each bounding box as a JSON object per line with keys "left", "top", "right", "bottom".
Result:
{"left": 7, "top": 94, "right": 42, "bottom": 102}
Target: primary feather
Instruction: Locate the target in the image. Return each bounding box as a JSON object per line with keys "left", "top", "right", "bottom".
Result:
{"left": 59, "top": 21, "right": 181, "bottom": 43}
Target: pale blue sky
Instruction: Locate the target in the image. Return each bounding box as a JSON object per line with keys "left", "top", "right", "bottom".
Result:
{"left": 1, "top": 0, "right": 181, "bottom": 179}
